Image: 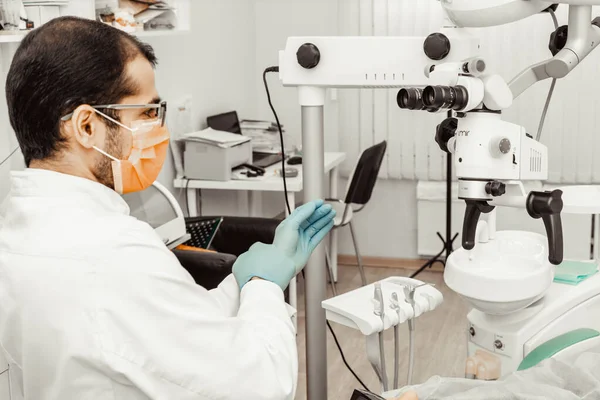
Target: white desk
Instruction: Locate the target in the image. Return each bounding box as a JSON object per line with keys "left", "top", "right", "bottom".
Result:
{"left": 174, "top": 152, "right": 347, "bottom": 326}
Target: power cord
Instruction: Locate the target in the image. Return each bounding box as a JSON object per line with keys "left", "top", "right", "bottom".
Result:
{"left": 537, "top": 8, "right": 559, "bottom": 142}
{"left": 185, "top": 178, "right": 191, "bottom": 217}
{"left": 327, "top": 320, "right": 371, "bottom": 392}
{"left": 263, "top": 66, "right": 292, "bottom": 213}
{"left": 0, "top": 147, "right": 19, "bottom": 168}
{"left": 263, "top": 66, "right": 371, "bottom": 393}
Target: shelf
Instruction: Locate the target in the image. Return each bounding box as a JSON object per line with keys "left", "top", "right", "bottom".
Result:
{"left": 0, "top": 31, "right": 26, "bottom": 44}
{"left": 134, "top": 29, "right": 189, "bottom": 38}
{"left": 0, "top": 28, "right": 188, "bottom": 44}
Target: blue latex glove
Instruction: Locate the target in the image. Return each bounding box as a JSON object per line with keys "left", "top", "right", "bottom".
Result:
{"left": 273, "top": 200, "right": 337, "bottom": 273}
{"left": 232, "top": 242, "right": 296, "bottom": 290}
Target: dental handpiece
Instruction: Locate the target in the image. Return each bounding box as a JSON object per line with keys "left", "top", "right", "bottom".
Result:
{"left": 404, "top": 283, "right": 433, "bottom": 329}
{"left": 403, "top": 283, "right": 433, "bottom": 386}
{"left": 391, "top": 292, "right": 401, "bottom": 390}
{"left": 373, "top": 283, "right": 389, "bottom": 391}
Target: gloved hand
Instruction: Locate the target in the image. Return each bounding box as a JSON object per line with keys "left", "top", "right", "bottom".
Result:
{"left": 273, "top": 200, "right": 337, "bottom": 273}
{"left": 232, "top": 242, "right": 296, "bottom": 290}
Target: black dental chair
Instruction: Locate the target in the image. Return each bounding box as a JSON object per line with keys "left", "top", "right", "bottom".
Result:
{"left": 123, "top": 182, "right": 280, "bottom": 290}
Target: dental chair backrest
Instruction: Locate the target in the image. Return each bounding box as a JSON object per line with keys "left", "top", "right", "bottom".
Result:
{"left": 122, "top": 181, "right": 187, "bottom": 247}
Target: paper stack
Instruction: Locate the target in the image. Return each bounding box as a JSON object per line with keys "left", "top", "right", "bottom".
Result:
{"left": 240, "top": 119, "right": 292, "bottom": 153}
{"left": 22, "top": 1, "right": 69, "bottom": 5}
{"left": 180, "top": 128, "right": 250, "bottom": 149}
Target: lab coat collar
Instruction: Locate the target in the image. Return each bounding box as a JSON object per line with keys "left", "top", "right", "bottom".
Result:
{"left": 9, "top": 168, "right": 131, "bottom": 215}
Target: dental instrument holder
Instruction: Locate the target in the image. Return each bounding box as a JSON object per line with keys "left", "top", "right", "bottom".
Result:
{"left": 322, "top": 278, "right": 443, "bottom": 392}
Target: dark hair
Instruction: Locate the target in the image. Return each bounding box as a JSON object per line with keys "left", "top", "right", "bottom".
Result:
{"left": 6, "top": 16, "right": 158, "bottom": 166}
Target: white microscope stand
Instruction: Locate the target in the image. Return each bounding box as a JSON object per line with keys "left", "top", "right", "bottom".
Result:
{"left": 463, "top": 185, "right": 600, "bottom": 377}
{"left": 467, "top": 272, "right": 600, "bottom": 376}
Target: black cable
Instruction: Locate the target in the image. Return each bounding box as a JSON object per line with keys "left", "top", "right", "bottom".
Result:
{"left": 263, "top": 66, "right": 371, "bottom": 393}
{"left": 328, "top": 321, "right": 371, "bottom": 392}
{"left": 185, "top": 178, "right": 191, "bottom": 217}
{"left": 537, "top": 8, "right": 559, "bottom": 142}
{"left": 263, "top": 66, "right": 292, "bottom": 215}
{"left": 0, "top": 147, "right": 19, "bottom": 168}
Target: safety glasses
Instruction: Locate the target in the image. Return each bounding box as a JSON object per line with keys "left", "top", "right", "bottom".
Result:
{"left": 61, "top": 101, "right": 168, "bottom": 127}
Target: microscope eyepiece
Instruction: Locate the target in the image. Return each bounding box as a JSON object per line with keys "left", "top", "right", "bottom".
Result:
{"left": 422, "top": 85, "right": 469, "bottom": 111}
{"left": 397, "top": 88, "right": 427, "bottom": 110}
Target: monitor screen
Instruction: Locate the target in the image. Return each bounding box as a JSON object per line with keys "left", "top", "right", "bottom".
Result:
{"left": 206, "top": 111, "right": 241, "bottom": 134}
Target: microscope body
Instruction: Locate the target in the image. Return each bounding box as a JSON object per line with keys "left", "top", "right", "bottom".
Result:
{"left": 454, "top": 112, "right": 548, "bottom": 197}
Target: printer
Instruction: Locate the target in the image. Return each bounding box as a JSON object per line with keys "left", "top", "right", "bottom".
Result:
{"left": 181, "top": 128, "right": 252, "bottom": 181}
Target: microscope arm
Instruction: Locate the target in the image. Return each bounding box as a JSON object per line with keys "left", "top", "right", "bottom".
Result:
{"left": 509, "top": 5, "right": 600, "bottom": 99}
{"left": 441, "top": 0, "right": 551, "bottom": 28}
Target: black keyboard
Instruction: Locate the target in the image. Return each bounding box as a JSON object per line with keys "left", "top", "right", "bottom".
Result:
{"left": 350, "top": 389, "right": 385, "bottom": 400}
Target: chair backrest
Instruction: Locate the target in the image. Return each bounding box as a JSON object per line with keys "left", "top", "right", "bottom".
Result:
{"left": 122, "top": 182, "right": 186, "bottom": 247}
{"left": 344, "top": 141, "right": 387, "bottom": 205}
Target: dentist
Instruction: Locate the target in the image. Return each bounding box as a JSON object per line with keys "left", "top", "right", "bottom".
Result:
{"left": 0, "top": 16, "right": 334, "bottom": 400}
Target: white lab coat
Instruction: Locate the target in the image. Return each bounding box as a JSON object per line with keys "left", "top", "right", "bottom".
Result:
{"left": 0, "top": 169, "right": 297, "bottom": 400}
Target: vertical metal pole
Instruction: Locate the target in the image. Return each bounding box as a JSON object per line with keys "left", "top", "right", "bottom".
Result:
{"left": 302, "top": 103, "right": 327, "bottom": 400}
{"left": 286, "top": 192, "right": 298, "bottom": 331}
{"left": 446, "top": 153, "right": 452, "bottom": 259}
{"left": 329, "top": 166, "right": 340, "bottom": 282}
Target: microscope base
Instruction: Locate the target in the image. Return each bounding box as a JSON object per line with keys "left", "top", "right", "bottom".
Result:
{"left": 465, "top": 271, "right": 600, "bottom": 379}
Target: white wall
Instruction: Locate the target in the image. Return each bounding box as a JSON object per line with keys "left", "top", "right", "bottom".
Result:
{"left": 148, "top": 0, "right": 258, "bottom": 213}
{"left": 338, "top": 177, "right": 419, "bottom": 258}
{"left": 253, "top": 0, "right": 340, "bottom": 154}
{"left": 0, "top": 43, "right": 24, "bottom": 199}
{"left": 0, "top": 0, "right": 259, "bottom": 210}
{"left": 194, "top": 0, "right": 342, "bottom": 218}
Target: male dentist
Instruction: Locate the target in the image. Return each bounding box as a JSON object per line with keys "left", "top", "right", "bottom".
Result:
{"left": 0, "top": 16, "right": 335, "bottom": 400}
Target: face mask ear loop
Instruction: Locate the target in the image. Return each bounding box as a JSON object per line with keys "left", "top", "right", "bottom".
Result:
{"left": 93, "top": 146, "right": 120, "bottom": 162}
{"left": 93, "top": 108, "right": 133, "bottom": 132}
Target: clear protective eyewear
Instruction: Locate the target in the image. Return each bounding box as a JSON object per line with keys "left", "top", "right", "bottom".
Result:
{"left": 61, "top": 101, "right": 167, "bottom": 127}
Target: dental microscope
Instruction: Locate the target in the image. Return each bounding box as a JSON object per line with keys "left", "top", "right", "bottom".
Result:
{"left": 277, "top": 1, "right": 600, "bottom": 398}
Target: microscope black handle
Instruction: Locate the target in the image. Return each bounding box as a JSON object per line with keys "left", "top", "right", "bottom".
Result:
{"left": 526, "top": 190, "right": 564, "bottom": 265}
{"left": 462, "top": 200, "right": 495, "bottom": 250}
{"left": 542, "top": 213, "right": 564, "bottom": 265}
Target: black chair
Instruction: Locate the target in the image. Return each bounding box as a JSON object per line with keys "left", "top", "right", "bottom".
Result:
{"left": 325, "top": 141, "right": 387, "bottom": 294}
{"left": 123, "top": 182, "right": 280, "bottom": 290}
{"left": 174, "top": 216, "right": 280, "bottom": 289}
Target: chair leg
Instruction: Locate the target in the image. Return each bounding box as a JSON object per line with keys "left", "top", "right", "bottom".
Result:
{"left": 349, "top": 222, "right": 367, "bottom": 286}
{"left": 325, "top": 247, "right": 338, "bottom": 297}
